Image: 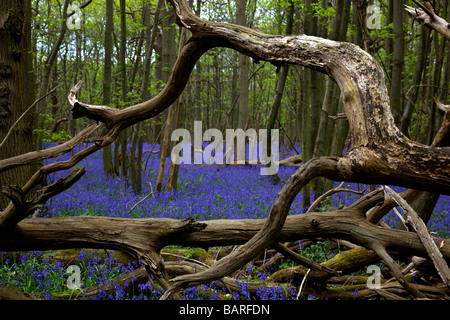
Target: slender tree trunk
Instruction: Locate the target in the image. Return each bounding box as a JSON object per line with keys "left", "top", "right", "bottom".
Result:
{"left": 400, "top": 26, "right": 429, "bottom": 136}
{"left": 237, "top": 0, "right": 249, "bottom": 131}
{"left": 390, "top": 0, "right": 405, "bottom": 124}
{"left": 156, "top": 7, "right": 177, "bottom": 192}
{"left": 301, "top": 0, "right": 324, "bottom": 208}
{"left": 102, "top": 0, "right": 114, "bottom": 178}
{"left": 129, "top": 1, "right": 156, "bottom": 195}
{"left": 35, "top": 0, "right": 69, "bottom": 146}
{"left": 313, "top": 0, "right": 350, "bottom": 197}
{"left": 119, "top": 0, "right": 129, "bottom": 178}
{"left": 265, "top": 0, "right": 294, "bottom": 184}
{"left": 385, "top": 0, "right": 394, "bottom": 82}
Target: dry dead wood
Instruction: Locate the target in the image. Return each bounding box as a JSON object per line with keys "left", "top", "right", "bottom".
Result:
{"left": 405, "top": 1, "right": 450, "bottom": 40}
{"left": 0, "top": 0, "right": 449, "bottom": 300}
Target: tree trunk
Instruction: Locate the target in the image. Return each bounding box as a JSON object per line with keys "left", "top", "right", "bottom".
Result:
{"left": 102, "top": 0, "right": 114, "bottom": 178}
{"left": 400, "top": 25, "right": 429, "bottom": 136}
{"left": 237, "top": 0, "right": 249, "bottom": 131}
{"left": 265, "top": 0, "right": 294, "bottom": 184}
{"left": 390, "top": 0, "right": 405, "bottom": 125}
{"left": 301, "top": 0, "right": 324, "bottom": 208}
{"left": 0, "top": 0, "right": 37, "bottom": 209}
{"left": 156, "top": 6, "right": 177, "bottom": 192}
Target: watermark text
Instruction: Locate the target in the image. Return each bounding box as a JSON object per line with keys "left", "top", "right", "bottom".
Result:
{"left": 171, "top": 121, "right": 279, "bottom": 176}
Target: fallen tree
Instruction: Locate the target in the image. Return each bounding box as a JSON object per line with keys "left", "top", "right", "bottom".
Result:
{"left": 0, "top": 0, "right": 449, "bottom": 300}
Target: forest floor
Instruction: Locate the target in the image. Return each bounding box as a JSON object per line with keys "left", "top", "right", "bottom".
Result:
{"left": 0, "top": 142, "right": 448, "bottom": 300}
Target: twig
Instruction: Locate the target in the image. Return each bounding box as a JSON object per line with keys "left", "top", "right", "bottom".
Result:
{"left": 306, "top": 182, "right": 365, "bottom": 213}
{"left": 0, "top": 86, "right": 59, "bottom": 150}
{"left": 296, "top": 268, "right": 310, "bottom": 299}
{"left": 127, "top": 182, "right": 155, "bottom": 215}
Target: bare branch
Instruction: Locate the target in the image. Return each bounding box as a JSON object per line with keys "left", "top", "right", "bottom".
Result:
{"left": 305, "top": 182, "right": 365, "bottom": 214}
{"left": 0, "top": 168, "right": 85, "bottom": 230}
{"left": 384, "top": 186, "right": 450, "bottom": 287}
{"left": 405, "top": 3, "right": 450, "bottom": 40}
{"left": 0, "top": 86, "right": 59, "bottom": 150}
{"left": 434, "top": 96, "right": 450, "bottom": 113}
{"left": 0, "top": 124, "right": 99, "bottom": 174}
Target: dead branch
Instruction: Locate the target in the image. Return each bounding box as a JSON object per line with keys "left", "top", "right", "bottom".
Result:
{"left": 0, "top": 124, "right": 99, "bottom": 174}
{"left": 0, "top": 285, "right": 35, "bottom": 300}
{"left": 385, "top": 186, "right": 450, "bottom": 287}
{"left": 0, "top": 168, "right": 85, "bottom": 231}
{"left": 305, "top": 182, "right": 365, "bottom": 213}
{"left": 405, "top": 2, "right": 450, "bottom": 40}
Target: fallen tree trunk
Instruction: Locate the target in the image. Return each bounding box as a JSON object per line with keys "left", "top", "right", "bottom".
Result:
{"left": 3, "top": 194, "right": 450, "bottom": 266}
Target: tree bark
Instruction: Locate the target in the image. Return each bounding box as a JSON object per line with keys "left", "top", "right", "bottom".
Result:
{"left": 390, "top": 0, "right": 405, "bottom": 125}
{"left": 0, "top": 0, "right": 37, "bottom": 209}
{"left": 101, "top": 0, "right": 114, "bottom": 179}
{"left": 236, "top": 0, "right": 249, "bottom": 131}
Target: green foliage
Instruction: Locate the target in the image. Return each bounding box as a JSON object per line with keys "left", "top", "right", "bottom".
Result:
{"left": 311, "top": 2, "right": 336, "bottom": 32}
{"left": 298, "top": 241, "right": 332, "bottom": 264}
{"left": 33, "top": 113, "right": 72, "bottom": 142}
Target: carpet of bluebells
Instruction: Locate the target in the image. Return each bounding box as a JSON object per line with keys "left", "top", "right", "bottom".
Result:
{"left": 0, "top": 142, "right": 448, "bottom": 300}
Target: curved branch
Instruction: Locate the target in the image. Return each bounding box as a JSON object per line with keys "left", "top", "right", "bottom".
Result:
{"left": 161, "top": 157, "right": 341, "bottom": 298}
{"left": 0, "top": 124, "right": 99, "bottom": 174}
{"left": 68, "top": 0, "right": 449, "bottom": 195}
{"left": 68, "top": 38, "right": 216, "bottom": 132}
{"left": 0, "top": 168, "right": 85, "bottom": 231}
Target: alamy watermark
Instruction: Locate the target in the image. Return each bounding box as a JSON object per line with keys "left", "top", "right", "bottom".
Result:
{"left": 366, "top": 265, "right": 381, "bottom": 289}
{"left": 171, "top": 121, "right": 280, "bottom": 176}
{"left": 67, "top": 3, "right": 82, "bottom": 30}
{"left": 366, "top": 2, "right": 382, "bottom": 30}
{"left": 66, "top": 265, "right": 81, "bottom": 290}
